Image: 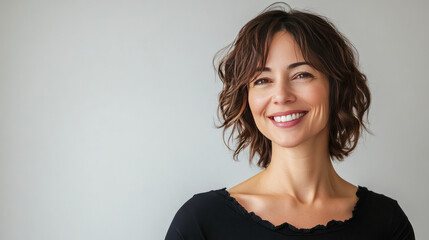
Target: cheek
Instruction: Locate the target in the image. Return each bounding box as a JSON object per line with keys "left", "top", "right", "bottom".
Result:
{"left": 304, "top": 83, "right": 330, "bottom": 127}
{"left": 307, "top": 86, "right": 329, "bottom": 108}
{"left": 248, "top": 90, "right": 272, "bottom": 134}
{"left": 248, "top": 91, "right": 269, "bottom": 116}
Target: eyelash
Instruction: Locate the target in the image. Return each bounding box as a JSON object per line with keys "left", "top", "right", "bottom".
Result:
{"left": 252, "top": 72, "right": 314, "bottom": 86}
{"left": 253, "top": 78, "right": 269, "bottom": 85}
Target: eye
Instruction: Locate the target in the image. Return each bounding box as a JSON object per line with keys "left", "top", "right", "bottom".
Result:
{"left": 253, "top": 78, "right": 269, "bottom": 86}
{"left": 294, "top": 72, "right": 314, "bottom": 80}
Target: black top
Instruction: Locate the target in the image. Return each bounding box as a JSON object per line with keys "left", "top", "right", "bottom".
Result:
{"left": 165, "top": 186, "right": 415, "bottom": 239}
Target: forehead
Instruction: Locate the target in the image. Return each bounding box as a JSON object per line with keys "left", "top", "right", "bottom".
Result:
{"left": 265, "top": 31, "right": 305, "bottom": 67}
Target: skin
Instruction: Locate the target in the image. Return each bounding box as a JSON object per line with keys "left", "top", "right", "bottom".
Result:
{"left": 227, "top": 31, "right": 358, "bottom": 228}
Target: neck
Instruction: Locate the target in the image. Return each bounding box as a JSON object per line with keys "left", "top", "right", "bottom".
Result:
{"left": 256, "top": 126, "right": 345, "bottom": 203}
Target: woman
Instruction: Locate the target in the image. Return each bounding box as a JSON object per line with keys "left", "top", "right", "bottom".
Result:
{"left": 165, "top": 3, "right": 415, "bottom": 239}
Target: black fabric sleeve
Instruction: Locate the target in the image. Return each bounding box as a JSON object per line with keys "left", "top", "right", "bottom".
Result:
{"left": 389, "top": 200, "right": 415, "bottom": 240}
{"left": 164, "top": 198, "right": 206, "bottom": 240}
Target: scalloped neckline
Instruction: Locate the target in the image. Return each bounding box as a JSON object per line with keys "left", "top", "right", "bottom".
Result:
{"left": 216, "top": 185, "right": 367, "bottom": 233}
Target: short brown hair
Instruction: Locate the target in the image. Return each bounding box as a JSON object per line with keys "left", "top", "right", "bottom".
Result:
{"left": 214, "top": 3, "right": 372, "bottom": 169}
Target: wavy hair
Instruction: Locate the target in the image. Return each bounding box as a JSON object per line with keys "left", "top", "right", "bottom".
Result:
{"left": 214, "top": 3, "right": 372, "bottom": 169}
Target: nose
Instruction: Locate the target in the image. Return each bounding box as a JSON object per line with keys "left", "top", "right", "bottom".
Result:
{"left": 271, "top": 83, "right": 296, "bottom": 104}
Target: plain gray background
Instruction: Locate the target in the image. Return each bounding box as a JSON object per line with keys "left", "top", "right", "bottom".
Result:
{"left": 0, "top": 0, "right": 427, "bottom": 239}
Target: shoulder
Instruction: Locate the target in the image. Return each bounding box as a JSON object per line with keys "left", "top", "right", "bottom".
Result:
{"left": 363, "top": 186, "right": 399, "bottom": 209}
{"left": 360, "top": 186, "right": 415, "bottom": 239}
{"left": 361, "top": 186, "right": 404, "bottom": 216}
{"left": 184, "top": 187, "right": 228, "bottom": 213}
{"left": 173, "top": 187, "right": 228, "bottom": 220}
{"left": 165, "top": 187, "right": 227, "bottom": 240}
{"left": 362, "top": 186, "right": 410, "bottom": 219}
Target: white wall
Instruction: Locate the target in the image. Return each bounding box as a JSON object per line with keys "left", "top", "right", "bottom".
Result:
{"left": 0, "top": 0, "right": 427, "bottom": 239}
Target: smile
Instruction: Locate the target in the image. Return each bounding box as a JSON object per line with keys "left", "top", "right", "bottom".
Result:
{"left": 272, "top": 112, "right": 306, "bottom": 123}
{"left": 268, "top": 111, "right": 308, "bottom": 128}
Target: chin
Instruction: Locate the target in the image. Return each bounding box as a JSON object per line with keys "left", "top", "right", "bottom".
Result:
{"left": 271, "top": 137, "right": 305, "bottom": 149}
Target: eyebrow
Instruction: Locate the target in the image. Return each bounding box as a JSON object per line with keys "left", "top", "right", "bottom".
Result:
{"left": 257, "top": 62, "right": 310, "bottom": 72}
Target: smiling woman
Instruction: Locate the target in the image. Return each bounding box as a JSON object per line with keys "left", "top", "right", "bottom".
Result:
{"left": 164, "top": 2, "right": 415, "bottom": 239}
{"left": 215, "top": 7, "right": 372, "bottom": 168}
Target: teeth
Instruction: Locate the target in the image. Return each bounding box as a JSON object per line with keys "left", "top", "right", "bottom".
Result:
{"left": 273, "top": 112, "right": 305, "bottom": 123}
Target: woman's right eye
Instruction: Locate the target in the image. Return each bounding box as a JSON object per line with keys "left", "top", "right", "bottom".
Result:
{"left": 253, "top": 78, "right": 269, "bottom": 86}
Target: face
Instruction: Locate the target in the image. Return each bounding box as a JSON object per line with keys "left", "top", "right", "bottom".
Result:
{"left": 247, "top": 31, "right": 330, "bottom": 149}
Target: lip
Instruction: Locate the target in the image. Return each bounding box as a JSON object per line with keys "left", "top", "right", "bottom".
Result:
{"left": 268, "top": 110, "right": 308, "bottom": 128}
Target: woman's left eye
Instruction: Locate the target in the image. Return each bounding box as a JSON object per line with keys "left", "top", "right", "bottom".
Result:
{"left": 294, "top": 72, "right": 314, "bottom": 79}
